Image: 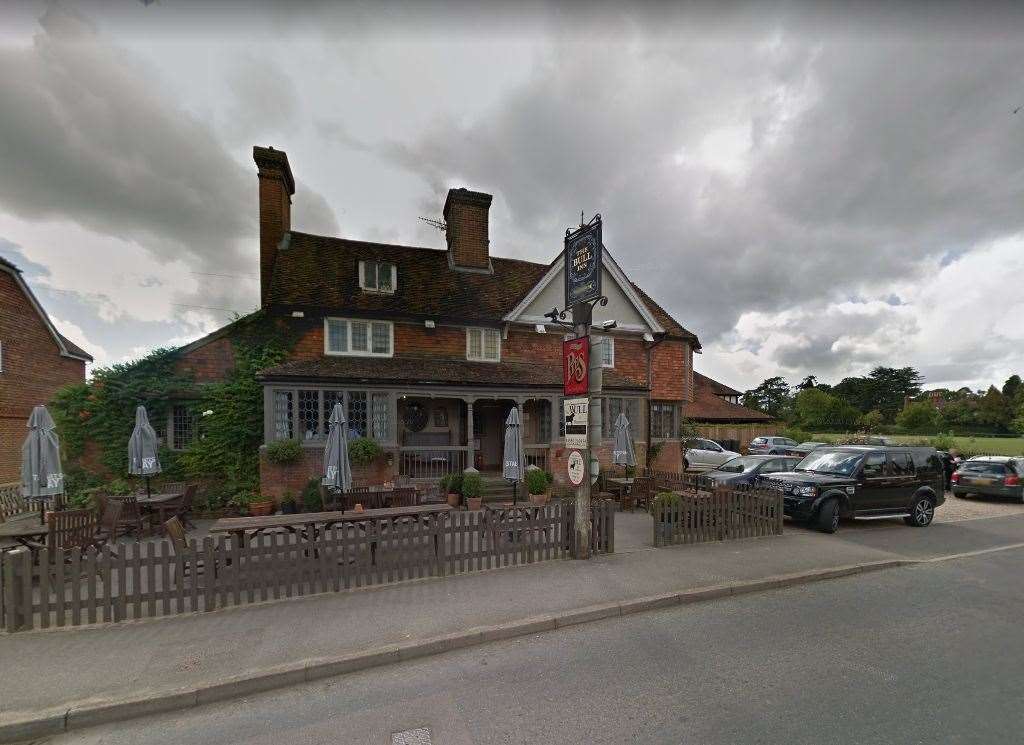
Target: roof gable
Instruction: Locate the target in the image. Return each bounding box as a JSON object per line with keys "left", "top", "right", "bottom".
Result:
{"left": 0, "top": 260, "right": 92, "bottom": 363}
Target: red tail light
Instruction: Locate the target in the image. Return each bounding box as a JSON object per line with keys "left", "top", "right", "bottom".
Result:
{"left": 951, "top": 472, "right": 960, "bottom": 484}
{"left": 1006, "top": 474, "right": 1020, "bottom": 486}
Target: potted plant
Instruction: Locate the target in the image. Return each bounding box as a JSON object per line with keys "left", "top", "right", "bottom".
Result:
{"left": 265, "top": 438, "right": 303, "bottom": 465}
{"left": 462, "top": 471, "right": 483, "bottom": 510}
{"left": 348, "top": 437, "right": 384, "bottom": 466}
{"left": 526, "top": 468, "right": 551, "bottom": 506}
{"left": 229, "top": 490, "right": 254, "bottom": 516}
{"left": 441, "top": 472, "right": 463, "bottom": 508}
{"left": 249, "top": 494, "right": 275, "bottom": 517}
{"left": 279, "top": 491, "right": 298, "bottom": 515}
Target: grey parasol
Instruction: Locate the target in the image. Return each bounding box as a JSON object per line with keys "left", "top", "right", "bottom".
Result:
{"left": 612, "top": 412, "right": 637, "bottom": 467}
{"left": 322, "top": 402, "right": 352, "bottom": 495}
{"left": 128, "top": 405, "right": 162, "bottom": 497}
{"left": 502, "top": 406, "right": 525, "bottom": 505}
{"left": 21, "top": 405, "right": 64, "bottom": 520}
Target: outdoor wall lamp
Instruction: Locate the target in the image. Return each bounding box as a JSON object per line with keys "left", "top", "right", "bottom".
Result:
{"left": 535, "top": 324, "right": 547, "bottom": 333}
{"left": 424, "top": 320, "right": 436, "bottom": 328}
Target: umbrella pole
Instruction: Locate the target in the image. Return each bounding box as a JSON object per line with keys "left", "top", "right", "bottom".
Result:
{"left": 146, "top": 475, "right": 151, "bottom": 499}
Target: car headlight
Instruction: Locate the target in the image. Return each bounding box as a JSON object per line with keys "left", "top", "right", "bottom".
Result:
{"left": 794, "top": 485, "right": 817, "bottom": 498}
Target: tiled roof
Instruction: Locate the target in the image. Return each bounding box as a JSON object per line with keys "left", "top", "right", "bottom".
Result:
{"left": 57, "top": 333, "right": 92, "bottom": 362}
{"left": 266, "top": 232, "right": 699, "bottom": 342}
{"left": 685, "top": 372, "right": 772, "bottom": 422}
{"left": 694, "top": 372, "right": 742, "bottom": 397}
{"left": 259, "top": 355, "right": 648, "bottom": 391}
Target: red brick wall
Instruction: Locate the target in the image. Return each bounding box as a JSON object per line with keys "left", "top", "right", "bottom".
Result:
{"left": 501, "top": 326, "right": 562, "bottom": 364}
{"left": 259, "top": 446, "right": 395, "bottom": 501}
{"left": 0, "top": 269, "right": 87, "bottom": 482}
{"left": 444, "top": 197, "right": 490, "bottom": 270}
{"left": 174, "top": 336, "right": 236, "bottom": 382}
{"left": 651, "top": 340, "right": 689, "bottom": 401}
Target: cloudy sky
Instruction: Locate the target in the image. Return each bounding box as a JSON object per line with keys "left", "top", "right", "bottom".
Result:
{"left": 2, "top": 1, "right": 1023, "bottom": 392}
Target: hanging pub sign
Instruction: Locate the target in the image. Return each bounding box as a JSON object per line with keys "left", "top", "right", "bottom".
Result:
{"left": 562, "top": 337, "right": 589, "bottom": 396}
{"left": 564, "top": 216, "right": 603, "bottom": 307}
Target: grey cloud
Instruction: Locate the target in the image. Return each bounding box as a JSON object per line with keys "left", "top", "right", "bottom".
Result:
{"left": 0, "top": 6, "right": 336, "bottom": 321}
{"left": 320, "top": 11, "right": 1024, "bottom": 378}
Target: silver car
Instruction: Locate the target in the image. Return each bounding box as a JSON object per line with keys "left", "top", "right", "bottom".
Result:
{"left": 683, "top": 438, "right": 742, "bottom": 472}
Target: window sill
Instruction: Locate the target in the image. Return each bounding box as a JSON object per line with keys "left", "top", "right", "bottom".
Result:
{"left": 466, "top": 357, "right": 501, "bottom": 363}
{"left": 324, "top": 351, "right": 394, "bottom": 358}
{"left": 359, "top": 287, "right": 395, "bottom": 295}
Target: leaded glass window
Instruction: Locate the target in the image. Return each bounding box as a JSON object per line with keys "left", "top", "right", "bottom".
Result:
{"left": 297, "top": 389, "right": 320, "bottom": 440}
{"left": 171, "top": 404, "right": 196, "bottom": 451}
{"left": 348, "top": 391, "right": 368, "bottom": 438}
{"left": 273, "top": 390, "right": 293, "bottom": 440}
{"left": 371, "top": 392, "right": 389, "bottom": 440}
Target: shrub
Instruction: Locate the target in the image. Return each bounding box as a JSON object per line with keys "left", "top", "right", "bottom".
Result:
{"left": 930, "top": 433, "right": 956, "bottom": 452}
{"left": 543, "top": 470, "right": 555, "bottom": 485}
{"left": 301, "top": 477, "right": 322, "bottom": 512}
{"left": 442, "top": 472, "right": 463, "bottom": 495}
{"left": 526, "top": 469, "right": 549, "bottom": 495}
{"left": 280, "top": 491, "right": 297, "bottom": 509}
{"left": 229, "top": 490, "right": 255, "bottom": 510}
{"left": 780, "top": 427, "right": 813, "bottom": 444}
{"left": 649, "top": 491, "right": 682, "bottom": 515}
{"left": 461, "top": 472, "right": 482, "bottom": 499}
{"left": 896, "top": 401, "right": 943, "bottom": 434}
{"left": 266, "top": 438, "right": 303, "bottom": 464}
{"left": 348, "top": 437, "right": 383, "bottom": 465}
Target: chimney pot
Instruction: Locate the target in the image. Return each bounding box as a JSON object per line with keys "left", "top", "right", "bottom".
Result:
{"left": 443, "top": 188, "right": 492, "bottom": 272}
{"left": 253, "top": 145, "right": 295, "bottom": 306}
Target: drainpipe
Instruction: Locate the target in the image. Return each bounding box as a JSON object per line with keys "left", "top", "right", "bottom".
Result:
{"left": 643, "top": 333, "right": 667, "bottom": 470}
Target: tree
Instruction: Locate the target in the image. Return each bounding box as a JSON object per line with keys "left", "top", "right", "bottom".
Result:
{"left": 831, "top": 376, "right": 877, "bottom": 414}
{"left": 741, "top": 377, "right": 792, "bottom": 418}
{"left": 797, "top": 375, "right": 818, "bottom": 390}
{"left": 792, "top": 388, "right": 860, "bottom": 431}
{"left": 896, "top": 401, "right": 943, "bottom": 433}
{"left": 975, "top": 386, "right": 1012, "bottom": 430}
{"left": 859, "top": 409, "right": 884, "bottom": 432}
{"left": 1002, "top": 374, "right": 1022, "bottom": 402}
{"left": 868, "top": 366, "right": 924, "bottom": 421}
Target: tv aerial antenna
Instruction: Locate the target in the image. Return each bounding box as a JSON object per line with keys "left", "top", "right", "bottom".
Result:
{"left": 418, "top": 216, "right": 447, "bottom": 233}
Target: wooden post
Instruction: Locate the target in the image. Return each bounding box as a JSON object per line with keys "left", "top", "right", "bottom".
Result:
{"left": 572, "top": 301, "right": 593, "bottom": 559}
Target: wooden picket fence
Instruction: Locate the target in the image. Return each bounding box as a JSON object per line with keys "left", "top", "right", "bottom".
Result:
{"left": 1, "top": 500, "right": 614, "bottom": 632}
{"left": 646, "top": 471, "right": 783, "bottom": 547}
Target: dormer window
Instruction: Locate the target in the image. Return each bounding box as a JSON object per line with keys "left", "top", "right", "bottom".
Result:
{"left": 359, "top": 260, "right": 396, "bottom": 294}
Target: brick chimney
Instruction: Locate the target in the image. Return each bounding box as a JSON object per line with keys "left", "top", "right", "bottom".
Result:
{"left": 443, "top": 188, "right": 492, "bottom": 272}
{"left": 253, "top": 146, "right": 295, "bottom": 306}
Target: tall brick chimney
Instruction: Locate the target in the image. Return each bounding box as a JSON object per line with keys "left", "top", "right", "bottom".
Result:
{"left": 253, "top": 146, "right": 295, "bottom": 305}
{"left": 443, "top": 188, "right": 492, "bottom": 272}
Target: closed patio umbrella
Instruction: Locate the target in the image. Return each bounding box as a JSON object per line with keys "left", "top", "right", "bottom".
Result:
{"left": 21, "top": 404, "right": 64, "bottom": 522}
{"left": 612, "top": 412, "right": 637, "bottom": 468}
{"left": 502, "top": 406, "right": 525, "bottom": 506}
{"left": 128, "top": 405, "right": 162, "bottom": 497}
{"left": 323, "top": 402, "right": 352, "bottom": 498}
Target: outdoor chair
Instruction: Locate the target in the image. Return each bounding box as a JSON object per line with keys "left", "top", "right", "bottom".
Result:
{"left": 320, "top": 484, "right": 342, "bottom": 512}
{"left": 93, "top": 499, "right": 124, "bottom": 545}
{"left": 0, "top": 488, "right": 28, "bottom": 522}
{"left": 630, "top": 476, "right": 654, "bottom": 512}
{"left": 166, "top": 516, "right": 229, "bottom": 587}
{"left": 176, "top": 484, "right": 197, "bottom": 529}
{"left": 112, "top": 495, "right": 152, "bottom": 538}
{"left": 386, "top": 487, "right": 417, "bottom": 508}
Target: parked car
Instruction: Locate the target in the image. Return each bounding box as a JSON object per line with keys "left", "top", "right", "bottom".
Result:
{"left": 951, "top": 456, "right": 1023, "bottom": 502}
{"left": 759, "top": 445, "right": 945, "bottom": 533}
{"left": 747, "top": 436, "right": 799, "bottom": 455}
{"left": 705, "top": 455, "right": 802, "bottom": 487}
{"left": 785, "top": 441, "right": 829, "bottom": 458}
{"left": 682, "top": 438, "right": 741, "bottom": 472}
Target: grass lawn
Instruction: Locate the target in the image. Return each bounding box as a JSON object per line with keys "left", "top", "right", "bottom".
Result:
{"left": 813, "top": 433, "right": 1024, "bottom": 457}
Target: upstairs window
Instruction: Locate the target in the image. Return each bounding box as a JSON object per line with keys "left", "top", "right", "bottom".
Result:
{"left": 466, "top": 327, "right": 501, "bottom": 362}
{"left": 325, "top": 318, "right": 393, "bottom": 357}
{"left": 599, "top": 337, "right": 615, "bottom": 368}
{"left": 359, "top": 261, "right": 396, "bottom": 294}
{"left": 650, "top": 402, "right": 679, "bottom": 439}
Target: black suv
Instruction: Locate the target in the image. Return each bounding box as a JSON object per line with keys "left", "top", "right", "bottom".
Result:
{"left": 759, "top": 446, "right": 945, "bottom": 533}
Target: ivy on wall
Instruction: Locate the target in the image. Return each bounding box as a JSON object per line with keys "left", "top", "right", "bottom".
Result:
{"left": 51, "top": 310, "right": 296, "bottom": 504}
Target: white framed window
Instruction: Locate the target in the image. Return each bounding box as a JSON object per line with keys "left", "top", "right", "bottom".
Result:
{"left": 599, "top": 337, "right": 615, "bottom": 368}
{"left": 359, "top": 261, "right": 396, "bottom": 294}
{"left": 466, "top": 327, "right": 501, "bottom": 362}
{"left": 324, "top": 318, "right": 393, "bottom": 357}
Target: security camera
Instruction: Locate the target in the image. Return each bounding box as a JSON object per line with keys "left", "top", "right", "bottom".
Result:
{"left": 599, "top": 320, "right": 617, "bottom": 331}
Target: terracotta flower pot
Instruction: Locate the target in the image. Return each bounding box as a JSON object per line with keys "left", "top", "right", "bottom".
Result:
{"left": 447, "top": 492, "right": 462, "bottom": 508}
{"left": 529, "top": 493, "right": 550, "bottom": 507}
{"left": 467, "top": 496, "right": 483, "bottom": 511}
{"left": 249, "top": 500, "right": 274, "bottom": 517}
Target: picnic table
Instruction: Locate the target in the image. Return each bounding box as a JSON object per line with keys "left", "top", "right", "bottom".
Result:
{"left": 209, "top": 504, "right": 453, "bottom": 548}
{"left": 0, "top": 519, "right": 48, "bottom": 551}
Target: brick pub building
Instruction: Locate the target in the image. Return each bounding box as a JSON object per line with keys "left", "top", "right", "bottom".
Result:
{"left": 173, "top": 147, "right": 770, "bottom": 499}
{"left": 0, "top": 256, "right": 91, "bottom": 483}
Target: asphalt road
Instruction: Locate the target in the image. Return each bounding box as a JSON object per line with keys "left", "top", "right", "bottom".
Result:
{"left": 46, "top": 546, "right": 1024, "bottom": 745}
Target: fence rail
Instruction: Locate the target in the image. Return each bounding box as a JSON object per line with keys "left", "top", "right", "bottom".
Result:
{"left": 398, "top": 447, "right": 469, "bottom": 480}
{"left": 2, "top": 500, "right": 615, "bottom": 633}
{"left": 651, "top": 483, "right": 783, "bottom": 547}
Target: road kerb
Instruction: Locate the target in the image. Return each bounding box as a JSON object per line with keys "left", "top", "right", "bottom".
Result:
{"left": 0, "top": 556, "right": 944, "bottom": 743}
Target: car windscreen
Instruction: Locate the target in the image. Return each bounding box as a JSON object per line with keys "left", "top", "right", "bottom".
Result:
{"left": 795, "top": 450, "right": 863, "bottom": 476}
{"left": 716, "top": 456, "right": 762, "bottom": 473}
{"left": 962, "top": 461, "right": 1006, "bottom": 475}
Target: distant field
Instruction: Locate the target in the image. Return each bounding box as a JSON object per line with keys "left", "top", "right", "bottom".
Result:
{"left": 813, "top": 433, "right": 1024, "bottom": 457}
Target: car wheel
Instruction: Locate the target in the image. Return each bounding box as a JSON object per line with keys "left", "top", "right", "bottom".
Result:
{"left": 904, "top": 496, "right": 935, "bottom": 527}
{"left": 955, "top": 491, "right": 971, "bottom": 499}
{"left": 816, "top": 498, "right": 840, "bottom": 534}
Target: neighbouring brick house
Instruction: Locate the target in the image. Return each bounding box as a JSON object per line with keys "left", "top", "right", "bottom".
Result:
{"left": 0, "top": 256, "right": 91, "bottom": 483}
{"left": 687, "top": 372, "right": 777, "bottom": 452}
{"left": 173, "top": 146, "right": 709, "bottom": 499}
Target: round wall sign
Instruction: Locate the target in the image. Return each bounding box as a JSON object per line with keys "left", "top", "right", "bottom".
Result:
{"left": 567, "top": 450, "right": 585, "bottom": 486}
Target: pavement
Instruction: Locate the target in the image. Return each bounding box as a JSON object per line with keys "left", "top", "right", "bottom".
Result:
{"left": 52, "top": 548, "right": 1024, "bottom": 745}
{"left": 2, "top": 502, "right": 1024, "bottom": 742}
